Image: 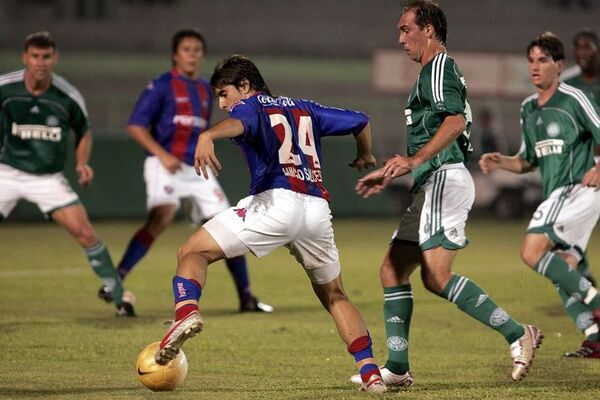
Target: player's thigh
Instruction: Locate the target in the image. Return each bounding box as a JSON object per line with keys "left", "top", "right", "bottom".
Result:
{"left": 289, "top": 196, "right": 341, "bottom": 285}
{"left": 19, "top": 170, "right": 80, "bottom": 215}
{"left": 179, "top": 227, "right": 227, "bottom": 264}
{"left": 528, "top": 185, "right": 600, "bottom": 257}
{"left": 143, "top": 156, "right": 180, "bottom": 210}
{"left": 0, "top": 164, "right": 22, "bottom": 218}
{"left": 419, "top": 166, "right": 474, "bottom": 251}
{"left": 204, "top": 189, "right": 301, "bottom": 259}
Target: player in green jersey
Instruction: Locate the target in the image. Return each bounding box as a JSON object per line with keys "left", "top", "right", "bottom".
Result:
{"left": 0, "top": 31, "right": 135, "bottom": 317}
{"left": 351, "top": 0, "right": 542, "bottom": 386}
{"left": 480, "top": 32, "right": 600, "bottom": 358}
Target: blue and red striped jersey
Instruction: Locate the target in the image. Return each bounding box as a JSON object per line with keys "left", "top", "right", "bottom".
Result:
{"left": 128, "top": 69, "right": 212, "bottom": 165}
{"left": 229, "top": 93, "right": 369, "bottom": 200}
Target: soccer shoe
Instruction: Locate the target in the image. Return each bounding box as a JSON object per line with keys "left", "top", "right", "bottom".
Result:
{"left": 359, "top": 374, "right": 387, "bottom": 393}
{"left": 350, "top": 366, "right": 413, "bottom": 387}
{"left": 97, "top": 284, "right": 113, "bottom": 303}
{"left": 509, "top": 324, "right": 543, "bottom": 381}
{"left": 240, "top": 296, "right": 274, "bottom": 313}
{"left": 155, "top": 311, "right": 204, "bottom": 365}
{"left": 563, "top": 340, "right": 600, "bottom": 358}
{"left": 115, "top": 290, "right": 136, "bottom": 317}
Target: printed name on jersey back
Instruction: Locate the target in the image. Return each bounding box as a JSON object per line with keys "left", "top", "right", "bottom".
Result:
{"left": 282, "top": 165, "right": 323, "bottom": 183}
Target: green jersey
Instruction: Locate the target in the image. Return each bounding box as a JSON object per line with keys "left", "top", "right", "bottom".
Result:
{"left": 405, "top": 52, "right": 473, "bottom": 191}
{"left": 562, "top": 66, "right": 600, "bottom": 105}
{"left": 0, "top": 70, "right": 90, "bottom": 174}
{"left": 518, "top": 82, "right": 600, "bottom": 198}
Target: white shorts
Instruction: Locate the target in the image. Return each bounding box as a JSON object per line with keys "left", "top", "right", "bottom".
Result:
{"left": 527, "top": 184, "right": 600, "bottom": 261}
{"left": 0, "top": 162, "right": 79, "bottom": 217}
{"left": 144, "top": 156, "right": 229, "bottom": 220}
{"left": 393, "top": 163, "right": 474, "bottom": 251}
{"left": 204, "top": 189, "right": 341, "bottom": 285}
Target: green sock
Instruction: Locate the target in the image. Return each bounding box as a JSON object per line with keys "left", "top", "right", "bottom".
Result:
{"left": 537, "top": 252, "right": 600, "bottom": 308}
{"left": 577, "top": 253, "right": 596, "bottom": 286}
{"left": 441, "top": 274, "right": 525, "bottom": 344}
{"left": 383, "top": 285, "right": 412, "bottom": 375}
{"left": 85, "top": 241, "right": 124, "bottom": 305}
{"left": 557, "top": 285, "right": 598, "bottom": 341}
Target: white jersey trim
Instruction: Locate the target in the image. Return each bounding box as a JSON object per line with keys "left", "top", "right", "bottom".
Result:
{"left": 52, "top": 73, "right": 89, "bottom": 118}
{"left": 431, "top": 52, "right": 447, "bottom": 104}
{"left": 0, "top": 70, "right": 25, "bottom": 87}
{"left": 560, "top": 65, "right": 581, "bottom": 82}
{"left": 558, "top": 82, "right": 600, "bottom": 128}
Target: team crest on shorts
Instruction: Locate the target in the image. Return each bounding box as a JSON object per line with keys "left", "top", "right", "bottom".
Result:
{"left": 234, "top": 207, "right": 247, "bottom": 221}
{"left": 163, "top": 185, "right": 174, "bottom": 194}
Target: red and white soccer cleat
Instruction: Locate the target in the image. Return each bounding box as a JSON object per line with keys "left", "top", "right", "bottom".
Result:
{"left": 155, "top": 311, "right": 203, "bottom": 365}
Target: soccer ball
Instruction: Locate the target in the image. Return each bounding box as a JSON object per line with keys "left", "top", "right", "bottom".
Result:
{"left": 135, "top": 341, "right": 188, "bottom": 391}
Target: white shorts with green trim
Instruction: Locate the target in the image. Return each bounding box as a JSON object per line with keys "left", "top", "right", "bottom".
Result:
{"left": 527, "top": 184, "right": 600, "bottom": 260}
{"left": 203, "top": 189, "right": 341, "bottom": 285}
{"left": 393, "top": 163, "right": 474, "bottom": 251}
{"left": 0, "top": 163, "right": 79, "bottom": 217}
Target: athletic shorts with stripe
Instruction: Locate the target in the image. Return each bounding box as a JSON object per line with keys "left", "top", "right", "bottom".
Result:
{"left": 527, "top": 184, "right": 600, "bottom": 261}
{"left": 203, "top": 188, "right": 341, "bottom": 285}
{"left": 144, "top": 156, "right": 229, "bottom": 220}
{"left": 0, "top": 163, "right": 79, "bottom": 217}
{"left": 392, "top": 163, "right": 474, "bottom": 251}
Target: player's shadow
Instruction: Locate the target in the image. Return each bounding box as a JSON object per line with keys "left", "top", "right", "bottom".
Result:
{"left": 0, "top": 386, "right": 137, "bottom": 398}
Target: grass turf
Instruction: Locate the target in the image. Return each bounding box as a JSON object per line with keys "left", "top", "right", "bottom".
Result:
{"left": 0, "top": 218, "right": 599, "bottom": 399}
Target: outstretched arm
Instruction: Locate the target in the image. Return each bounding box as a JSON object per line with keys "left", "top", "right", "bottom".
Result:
{"left": 75, "top": 131, "right": 94, "bottom": 186}
{"left": 194, "top": 118, "right": 245, "bottom": 179}
{"left": 348, "top": 122, "right": 376, "bottom": 171}
{"left": 380, "top": 114, "right": 465, "bottom": 177}
{"left": 479, "top": 152, "right": 533, "bottom": 175}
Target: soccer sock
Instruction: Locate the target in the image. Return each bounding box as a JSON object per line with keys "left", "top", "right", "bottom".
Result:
{"left": 347, "top": 334, "right": 381, "bottom": 383}
{"left": 172, "top": 276, "right": 202, "bottom": 321}
{"left": 85, "top": 241, "right": 124, "bottom": 305}
{"left": 577, "top": 253, "right": 596, "bottom": 287}
{"left": 536, "top": 252, "right": 600, "bottom": 308}
{"left": 224, "top": 256, "right": 252, "bottom": 303}
{"left": 557, "top": 285, "right": 599, "bottom": 341}
{"left": 383, "top": 285, "right": 412, "bottom": 375}
{"left": 441, "top": 274, "right": 525, "bottom": 344}
{"left": 117, "top": 228, "right": 155, "bottom": 280}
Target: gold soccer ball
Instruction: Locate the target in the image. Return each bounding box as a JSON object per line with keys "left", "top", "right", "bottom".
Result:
{"left": 135, "top": 342, "right": 188, "bottom": 391}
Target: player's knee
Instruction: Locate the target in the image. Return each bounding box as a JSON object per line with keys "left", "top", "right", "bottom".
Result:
{"left": 421, "top": 268, "right": 447, "bottom": 295}
{"left": 76, "top": 224, "right": 98, "bottom": 248}
{"left": 520, "top": 245, "right": 540, "bottom": 269}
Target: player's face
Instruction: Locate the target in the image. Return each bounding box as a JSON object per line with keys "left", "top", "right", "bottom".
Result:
{"left": 22, "top": 46, "right": 57, "bottom": 83}
{"left": 397, "top": 9, "right": 427, "bottom": 63}
{"left": 574, "top": 36, "right": 599, "bottom": 74}
{"left": 528, "top": 46, "right": 562, "bottom": 90}
{"left": 215, "top": 84, "right": 248, "bottom": 111}
{"left": 173, "top": 37, "right": 204, "bottom": 78}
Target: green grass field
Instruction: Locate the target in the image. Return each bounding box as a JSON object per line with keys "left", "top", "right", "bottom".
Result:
{"left": 1, "top": 218, "right": 599, "bottom": 399}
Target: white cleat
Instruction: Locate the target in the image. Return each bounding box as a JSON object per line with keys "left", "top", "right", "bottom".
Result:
{"left": 351, "top": 366, "right": 413, "bottom": 387}
{"left": 510, "top": 324, "right": 543, "bottom": 381}
{"left": 155, "top": 311, "right": 203, "bottom": 365}
{"left": 360, "top": 374, "right": 387, "bottom": 393}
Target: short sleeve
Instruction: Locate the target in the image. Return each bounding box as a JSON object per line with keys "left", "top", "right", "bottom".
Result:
{"left": 309, "top": 101, "right": 368, "bottom": 137}
{"left": 429, "top": 56, "right": 465, "bottom": 116}
{"left": 229, "top": 99, "right": 260, "bottom": 141}
{"left": 128, "top": 78, "right": 165, "bottom": 127}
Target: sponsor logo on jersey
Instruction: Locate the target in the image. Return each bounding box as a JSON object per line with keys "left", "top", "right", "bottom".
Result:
{"left": 546, "top": 122, "right": 560, "bottom": 137}
{"left": 489, "top": 307, "right": 509, "bottom": 326}
{"left": 29, "top": 105, "right": 40, "bottom": 114}
{"left": 281, "top": 166, "right": 323, "bottom": 183}
{"left": 386, "top": 316, "right": 405, "bottom": 324}
{"left": 257, "top": 95, "right": 296, "bottom": 107}
{"left": 534, "top": 139, "right": 564, "bottom": 158}
{"left": 387, "top": 336, "right": 408, "bottom": 352}
{"left": 11, "top": 123, "right": 62, "bottom": 142}
{"left": 46, "top": 116, "right": 59, "bottom": 126}
{"left": 175, "top": 96, "right": 189, "bottom": 103}
{"left": 172, "top": 115, "right": 207, "bottom": 129}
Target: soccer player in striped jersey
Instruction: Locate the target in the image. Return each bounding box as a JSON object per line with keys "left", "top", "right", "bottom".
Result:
{"left": 154, "top": 55, "right": 387, "bottom": 393}
{"left": 102, "top": 29, "right": 272, "bottom": 313}
{"left": 0, "top": 32, "right": 135, "bottom": 316}
{"left": 480, "top": 32, "right": 600, "bottom": 358}
{"left": 354, "top": 0, "right": 541, "bottom": 385}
